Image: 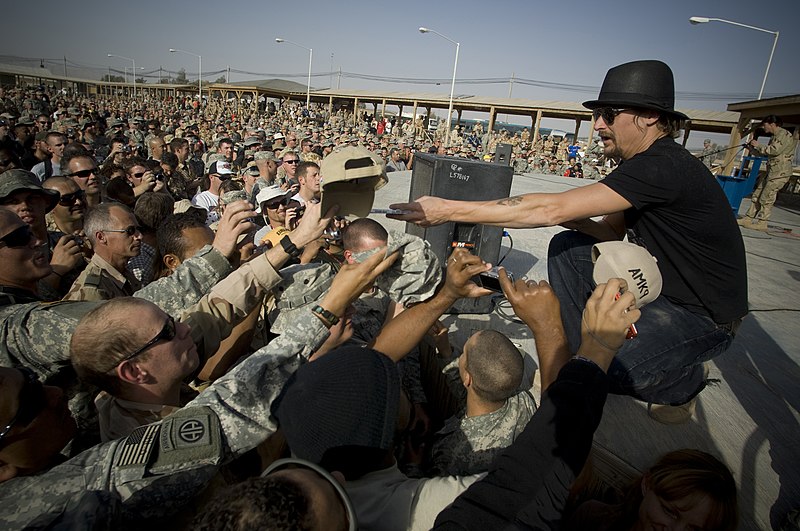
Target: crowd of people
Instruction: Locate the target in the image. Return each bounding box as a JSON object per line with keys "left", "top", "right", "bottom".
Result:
{"left": 0, "top": 58, "right": 780, "bottom": 530}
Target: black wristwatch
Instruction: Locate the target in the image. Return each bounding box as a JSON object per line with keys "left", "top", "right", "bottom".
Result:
{"left": 280, "top": 235, "right": 302, "bottom": 258}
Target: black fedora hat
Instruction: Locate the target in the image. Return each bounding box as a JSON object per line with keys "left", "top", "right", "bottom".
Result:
{"left": 583, "top": 60, "right": 689, "bottom": 121}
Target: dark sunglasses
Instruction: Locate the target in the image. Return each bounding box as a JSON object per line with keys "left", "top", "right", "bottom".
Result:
{"left": 132, "top": 171, "right": 146, "bottom": 178}
{"left": 265, "top": 196, "right": 290, "bottom": 209}
{"left": 591, "top": 107, "right": 630, "bottom": 125}
{"left": 283, "top": 159, "right": 299, "bottom": 164}
{"left": 69, "top": 168, "right": 97, "bottom": 178}
{"left": 58, "top": 190, "right": 86, "bottom": 206}
{"left": 0, "top": 367, "right": 46, "bottom": 446}
{"left": 0, "top": 225, "right": 34, "bottom": 248}
{"left": 118, "top": 315, "right": 177, "bottom": 366}
{"left": 102, "top": 225, "right": 139, "bottom": 236}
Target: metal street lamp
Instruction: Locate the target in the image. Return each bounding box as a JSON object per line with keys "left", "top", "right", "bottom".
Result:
{"left": 169, "top": 48, "right": 203, "bottom": 105}
{"left": 275, "top": 38, "right": 313, "bottom": 109}
{"left": 108, "top": 53, "right": 137, "bottom": 99}
{"left": 689, "top": 16, "right": 779, "bottom": 100}
{"left": 419, "top": 27, "right": 460, "bottom": 148}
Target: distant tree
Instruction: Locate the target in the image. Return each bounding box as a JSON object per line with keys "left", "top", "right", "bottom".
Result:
{"left": 214, "top": 76, "right": 227, "bottom": 84}
{"left": 135, "top": 77, "right": 146, "bottom": 84}
{"left": 101, "top": 74, "right": 125, "bottom": 82}
{"left": 175, "top": 68, "right": 188, "bottom": 84}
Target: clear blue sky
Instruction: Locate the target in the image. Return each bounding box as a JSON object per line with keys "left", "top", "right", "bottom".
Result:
{"left": 2, "top": 0, "right": 797, "bottom": 143}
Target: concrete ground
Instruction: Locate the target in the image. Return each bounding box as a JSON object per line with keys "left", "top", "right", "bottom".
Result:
{"left": 370, "top": 168, "right": 800, "bottom": 531}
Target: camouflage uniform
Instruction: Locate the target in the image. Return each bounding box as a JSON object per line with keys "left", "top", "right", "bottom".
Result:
{"left": 0, "top": 306, "right": 329, "bottom": 529}
{"left": 0, "top": 245, "right": 231, "bottom": 377}
{"left": 0, "top": 246, "right": 233, "bottom": 446}
{"left": 512, "top": 156, "right": 529, "bottom": 175}
{"left": 698, "top": 142, "right": 716, "bottom": 169}
{"left": 428, "top": 390, "right": 537, "bottom": 477}
{"left": 743, "top": 126, "right": 798, "bottom": 223}
{"left": 62, "top": 253, "right": 142, "bottom": 301}
{"left": 94, "top": 253, "right": 287, "bottom": 442}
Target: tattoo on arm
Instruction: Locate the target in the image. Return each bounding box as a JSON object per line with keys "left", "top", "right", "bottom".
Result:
{"left": 497, "top": 196, "right": 523, "bottom": 206}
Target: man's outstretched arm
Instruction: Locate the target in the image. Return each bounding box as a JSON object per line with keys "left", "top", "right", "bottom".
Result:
{"left": 389, "top": 183, "right": 631, "bottom": 229}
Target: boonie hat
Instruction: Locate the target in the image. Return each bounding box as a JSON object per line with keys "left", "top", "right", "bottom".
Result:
{"left": 592, "top": 241, "right": 662, "bottom": 308}
{"left": 0, "top": 169, "right": 60, "bottom": 212}
{"left": 255, "top": 185, "right": 288, "bottom": 213}
{"left": 320, "top": 146, "right": 388, "bottom": 218}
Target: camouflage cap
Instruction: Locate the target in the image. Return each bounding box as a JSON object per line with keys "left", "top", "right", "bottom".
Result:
{"left": 268, "top": 263, "right": 335, "bottom": 334}
{"left": 254, "top": 150, "right": 279, "bottom": 162}
{"left": 243, "top": 136, "right": 261, "bottom": 147}
{"left": 219, "top": 190, "right": 248, "bottom": 205}
{"left": 350, "top": 231, "right": 441, "bottom": 306}
{"left": 16, "top": 115, "right": 35, "bottom": 126}
{"left": 0, "top": 169, "right": 60, "bottom": 212}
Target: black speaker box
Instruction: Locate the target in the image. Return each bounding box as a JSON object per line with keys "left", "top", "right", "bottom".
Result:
{"left": 495, "top": 143, "right": 513, "bottom": 165}
{"left": 406, "top": 153, "right": 514, "bottom": 313}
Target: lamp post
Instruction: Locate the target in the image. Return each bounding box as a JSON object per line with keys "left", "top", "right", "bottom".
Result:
{"left": 169, "top": 48, "right": 203, "bottom": 105}
{"left": 419, "top": 27, "right": 460, "bottom": 148}
{"left": 108, "top": 54, "right": 137, "bottom": 99}
{"left": 689, "top": 16, "right": 779, "bottom": 100}
{"left": 275, "top": 38, "right": 313, "bottom": 109}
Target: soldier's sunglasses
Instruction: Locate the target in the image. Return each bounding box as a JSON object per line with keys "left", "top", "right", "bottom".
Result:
{"left": 592, "top": 107, "right": 631, "bottom": 125}
{"left": 0, "top": 367, "right": 46, "bottom": 446}
{"left": 69, "top": 168, "right": 97, "bottom": 179}
{"left": 0, "top": 225, "right": 34, "bottom": 248}
{"left": 265, "top": 196, "right": 291, "bottom": 210}
{"left": 118, "top": 315, "right": 177, "bottom": 365}
{"left": 58, "top": 190, "right": 86, "bottom": 206}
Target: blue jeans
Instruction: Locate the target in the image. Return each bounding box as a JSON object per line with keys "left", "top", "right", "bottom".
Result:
{"left": 547, "top": 231, "right": 736, "bottom": 405}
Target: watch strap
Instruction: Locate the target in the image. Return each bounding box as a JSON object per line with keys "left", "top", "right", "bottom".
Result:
{"left": 311, "top": 304, "right": 340, "bottom": 327}
{"left": 280, "top": 235, "right": 301, "bottom": 258}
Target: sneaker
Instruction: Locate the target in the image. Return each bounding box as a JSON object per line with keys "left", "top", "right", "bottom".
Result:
{"left": 648, "top": 399, "right": 697, "bottom": 425}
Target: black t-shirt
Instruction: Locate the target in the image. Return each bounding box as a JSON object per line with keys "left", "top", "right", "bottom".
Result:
{"left": 601, "top": 137, "right": 747, "bottom": 323}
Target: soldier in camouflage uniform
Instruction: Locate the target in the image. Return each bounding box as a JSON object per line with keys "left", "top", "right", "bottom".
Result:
{"left": 512, "top": 153, "right": 529, "bottom": 175}
{"left": 698, "top": 138, "right": 716, "bottom": 170}
{"left": 739, "top": 116, "right": 799, "bottom": 231}
{"left": 427, "top": 329, "right": 536, "bottom": 477}
{"left": 0, "top": 203, "right": 265, "bottom": 443}
{"left": 0, "top": 246, "right": 396, "bottom": 529}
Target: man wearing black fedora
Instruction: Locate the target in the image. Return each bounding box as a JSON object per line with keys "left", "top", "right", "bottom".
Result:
{"left": 392, "top": 60, "right": 748, "bottom": 424}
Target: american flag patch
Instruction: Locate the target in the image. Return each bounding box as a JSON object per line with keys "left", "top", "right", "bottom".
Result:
{"left": 115, "top": 423, "right": 161, "bottom": 467}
